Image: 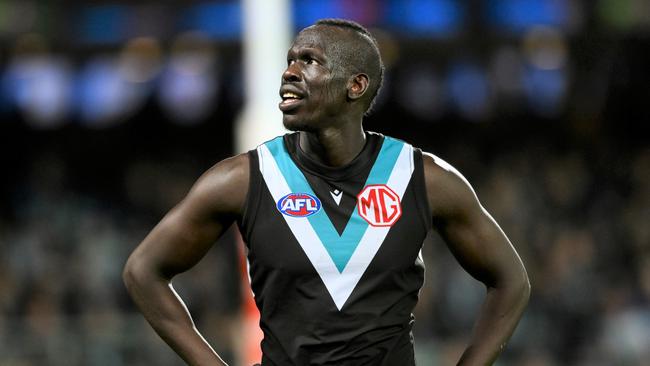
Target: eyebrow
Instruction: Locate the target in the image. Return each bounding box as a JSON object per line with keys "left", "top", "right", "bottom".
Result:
{"left": 288, "top": 46, "right": 322, "bottom": 55}
{"left": 287, "top": 47, "right": 326, "bottom": 62}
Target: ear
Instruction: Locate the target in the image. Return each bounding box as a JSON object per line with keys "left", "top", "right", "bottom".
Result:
{"left": 347, "top": 73, "right": 369, "bottom": 101}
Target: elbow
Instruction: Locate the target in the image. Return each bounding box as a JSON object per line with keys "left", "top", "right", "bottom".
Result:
{"left": 122, "top": 254, "right": 140, "bottom": 292}
{"left": 515, "top": 268, "right": 531, "bottom": 308}
{"left": 122, "top": 253, "right": 153, "bottom": 293}
{"left": 492, "top": 268, "right": 531, "bottom": 307}
{"left": 505, "top": 261, "right": 531, "bottom": 305}
{"left": 122, "top": 250, "right": 171, "bottom": 294}
{"left": 521, "top": 273, "right": 531, "bottom": 304}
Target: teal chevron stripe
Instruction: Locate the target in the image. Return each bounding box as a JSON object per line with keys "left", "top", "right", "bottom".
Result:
{"left": 266, "top": 135, "right": 404, "bottom": 272}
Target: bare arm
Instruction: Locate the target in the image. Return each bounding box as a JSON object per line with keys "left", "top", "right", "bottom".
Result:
{"left": 122, "top": 154, "right": 249, "bottom": 366}
{"left": 423, "top": 153, "right": 530, "bottom": 366}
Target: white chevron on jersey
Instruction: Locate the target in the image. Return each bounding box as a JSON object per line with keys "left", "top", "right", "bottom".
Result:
{"left": 258, "top": 138, "right": 414, "bottom": 310}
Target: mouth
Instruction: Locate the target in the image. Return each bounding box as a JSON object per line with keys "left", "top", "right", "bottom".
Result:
{"left": 279, "top": 90, "right": 305, "bottom": 112}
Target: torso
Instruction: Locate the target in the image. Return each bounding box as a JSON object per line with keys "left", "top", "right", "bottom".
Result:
{"left": 239, "top": 132, "right": 431, "bottom": 365}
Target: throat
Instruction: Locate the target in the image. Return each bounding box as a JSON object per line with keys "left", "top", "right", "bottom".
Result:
{"left": 299, "top": 128, "right": 366, "bottom": 167}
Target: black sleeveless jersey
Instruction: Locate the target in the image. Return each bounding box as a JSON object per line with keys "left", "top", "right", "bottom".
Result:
{"left": 238, "top": 132, "right": 431, "bottom": 365}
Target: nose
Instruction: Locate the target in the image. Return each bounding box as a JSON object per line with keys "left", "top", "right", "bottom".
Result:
{"left": 282, "top": 63, "right": 301, "bottom": 83}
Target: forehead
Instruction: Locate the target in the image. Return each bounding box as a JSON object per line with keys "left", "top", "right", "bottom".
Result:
{"left": 289, "top": 26, "right": 346, "bottom": 53}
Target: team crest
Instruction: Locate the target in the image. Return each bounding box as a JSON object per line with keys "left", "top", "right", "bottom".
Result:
{"left": 277, "top": 193, "right": 322, "bottom": 217}
{"left": 357, "top": 184, "right": 402, "bottom": 227}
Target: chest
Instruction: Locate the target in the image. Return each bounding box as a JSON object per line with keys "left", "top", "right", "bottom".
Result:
{"left": 244, "top": 136, "right": 429, "bottom": 310}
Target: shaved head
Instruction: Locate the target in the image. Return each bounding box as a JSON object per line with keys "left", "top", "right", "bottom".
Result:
{"left": 308, "top": 19, "right": 384, "bottom": 115}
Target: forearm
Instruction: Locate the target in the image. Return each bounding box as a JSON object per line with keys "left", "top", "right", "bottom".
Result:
{"left": 457, "top": 279, "right": 530, "bottom": 365}
{"left": 123, "top": 265, "right": 228, "bottom": 366}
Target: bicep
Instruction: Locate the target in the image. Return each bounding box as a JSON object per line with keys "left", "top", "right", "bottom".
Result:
{"left": 424, "top": 154, "right": 525, "bottom": 288}
{"left": 127, "top": 155, "right": 248, "bottom": 279}
{"left": 437, "top": 203, "right": 519, "bottom": 287}
{"left": 132, "top": 198, "right": 230, "bottom": 279}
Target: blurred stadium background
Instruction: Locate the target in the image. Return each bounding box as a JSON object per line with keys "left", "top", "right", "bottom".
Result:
{"left": 0, "top": 0, "right": 649, "bottom": 365}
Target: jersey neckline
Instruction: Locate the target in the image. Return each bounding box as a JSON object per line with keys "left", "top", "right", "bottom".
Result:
{"left": 283, "top": 131, "right": 384, "bottom": 182}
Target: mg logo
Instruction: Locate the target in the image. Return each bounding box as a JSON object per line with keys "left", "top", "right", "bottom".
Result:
{"left": 357, "top": 184, "right": 402, "bottom": 227}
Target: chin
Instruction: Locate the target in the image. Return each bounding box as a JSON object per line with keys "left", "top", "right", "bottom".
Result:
{"left": 282, "top": 115, "right": 316, "bottom": 133}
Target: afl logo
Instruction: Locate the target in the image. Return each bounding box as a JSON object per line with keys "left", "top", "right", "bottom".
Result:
{"left": 277, "top": 193, "right": 322, "bottom": 217}
{"left": 357, "top": 184, "right": 402, "bottom": 227}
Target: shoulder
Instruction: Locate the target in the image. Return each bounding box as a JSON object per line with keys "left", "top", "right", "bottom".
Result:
{"left": 198, "top": 152, "right": 250, "bottom": 195}
{"left": 184, "top": 153, "right": 251, "bottom": 217}
{"left": 203, "top": 152, "right": 250, "bottom": 182}
{"left": 421, "top": 152, "right": 470, "bottom": 186}
{"left": 421, "top": 151, "right": 481, "bottom": 219}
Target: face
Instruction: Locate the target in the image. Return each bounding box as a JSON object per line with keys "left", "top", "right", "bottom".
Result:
{"left": 279, "top": 27, "right": 349, "bottom": 131}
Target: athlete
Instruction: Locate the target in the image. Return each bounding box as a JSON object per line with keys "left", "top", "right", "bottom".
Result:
{"left": 123, "top": 19, "right": 530, "bottom": 366}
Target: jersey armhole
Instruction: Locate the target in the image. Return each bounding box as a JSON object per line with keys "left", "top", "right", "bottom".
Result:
{"left": 238, "top": 149, "right": 262, "bottom": 246}
{"left": 412, "top": 148, "right": 433, "bottom": 233}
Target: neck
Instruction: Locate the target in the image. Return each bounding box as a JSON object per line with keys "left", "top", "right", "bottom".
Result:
{"left": 298, "top": 123, "right": 366, "bottom": 167}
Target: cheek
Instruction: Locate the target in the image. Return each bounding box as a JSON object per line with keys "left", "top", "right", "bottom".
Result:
{"left": 317, "top": 73, "right": 344, "bottom": 98}
{"left": 325, "top": 77, "right": 348, "bottom": 105}
{"left": 304, "top": 71, "right": 346, "bottom": 112}
{"left": 306, "top": 77, "right": 332, "bottom": 104}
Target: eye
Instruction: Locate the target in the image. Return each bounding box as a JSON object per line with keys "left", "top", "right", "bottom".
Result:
{"left": 307, "top": 58, "right": 319, "bottom": 65}
{"left": 287, "top": 59, "right": 295, "bottom": 66}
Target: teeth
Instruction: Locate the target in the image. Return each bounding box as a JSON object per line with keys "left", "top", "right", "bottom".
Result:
{"left": 282, "top": 92, "right": 300, "bottom": 99}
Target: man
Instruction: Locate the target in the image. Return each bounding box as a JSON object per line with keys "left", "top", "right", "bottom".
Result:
{"left": 123, "top": 19, "right": 530, "bottom": 366}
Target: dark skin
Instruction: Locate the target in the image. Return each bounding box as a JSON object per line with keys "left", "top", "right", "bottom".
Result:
{"left": 123, "top": 25, "right": 530, "bottom": 366}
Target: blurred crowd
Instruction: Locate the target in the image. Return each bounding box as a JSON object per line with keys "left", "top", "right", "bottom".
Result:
{"left": 0, "top": 129, "right": 647, "bottom": 366}
{"left": 413, "top": 138, "right": 650, "bottom": 366}
{"left": 1, "top": 149, "right": 243, "bottom": 366}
